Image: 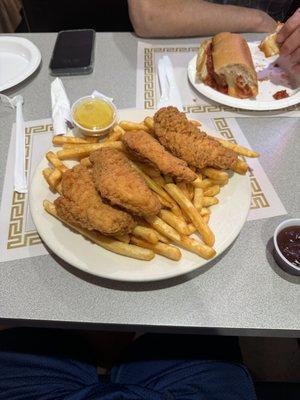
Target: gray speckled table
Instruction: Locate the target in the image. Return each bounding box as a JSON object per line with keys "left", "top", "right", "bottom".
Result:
{"left": 0, "top": 33, "right": 299, "bottom": 337}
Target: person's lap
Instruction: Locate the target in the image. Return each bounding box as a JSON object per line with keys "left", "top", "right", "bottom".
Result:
{"left": 0, "top": 328, "right": 257, "bottom": 400}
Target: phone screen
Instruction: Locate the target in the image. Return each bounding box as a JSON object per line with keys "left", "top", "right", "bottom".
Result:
{"left": 50, "top": 30, "right": 95, "bottom": 74}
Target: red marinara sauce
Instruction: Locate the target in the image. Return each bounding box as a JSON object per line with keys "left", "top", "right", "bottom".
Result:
{"left": 273, "top": 90, "right": 289, "bottom": 100}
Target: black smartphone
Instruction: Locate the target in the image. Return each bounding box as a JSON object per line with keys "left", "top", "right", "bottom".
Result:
{"left": 49, "top": 29, "right": 95, "bottom": 76}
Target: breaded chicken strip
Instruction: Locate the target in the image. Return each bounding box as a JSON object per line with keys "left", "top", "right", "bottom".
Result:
{"left": 54, "top": 165, "right": 135, "bottom": 236}
{"left": 154, "top": 107, "right": 239, "bottom": 171}
{"left": 122, "top": 130, "right": 198, "bottom": 182}
{"left": 90, "top": 148, "right": 161, "bottom": 217}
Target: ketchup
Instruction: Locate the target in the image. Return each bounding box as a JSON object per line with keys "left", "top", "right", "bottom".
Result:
{"left": 277, "top": 226, "right": 300, "bottom": 267}
{"left": 273, "top": 90, "right": 289, "bottom": 100}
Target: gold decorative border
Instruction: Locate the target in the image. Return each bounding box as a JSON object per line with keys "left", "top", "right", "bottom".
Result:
{"left": 213, "top": 118, "right": 269, "bottom": 210}
{"left": 7, "top": 124, "right": 53, "bottom": 249}
{"left": 143, "top": 46, "right": 300, "bottom": 112}
{"left": 144, "top": 48, "right": 155, "bottom": 109}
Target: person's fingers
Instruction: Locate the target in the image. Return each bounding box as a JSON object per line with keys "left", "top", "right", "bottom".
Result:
{"left": 290, "top": 46, "right": 300, "bottom": 65}
{"left": 277, "top": 8, "right": 300, "bottom": 44}
{"left": 280, "top": 26, "right": 300, "bottom": 56}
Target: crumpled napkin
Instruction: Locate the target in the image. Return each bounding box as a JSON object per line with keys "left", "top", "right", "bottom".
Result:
{"left": 51, "top": 78, "right": 72, "bottom": 135}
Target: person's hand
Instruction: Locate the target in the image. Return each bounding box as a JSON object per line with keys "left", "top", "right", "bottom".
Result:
{"left": 277, "top": 8, "right": 300, "bottom": 74}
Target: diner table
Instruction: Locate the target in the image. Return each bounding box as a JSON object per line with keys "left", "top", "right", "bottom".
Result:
{"left": 0, "top": 32, "right": 299, "bottom": 337}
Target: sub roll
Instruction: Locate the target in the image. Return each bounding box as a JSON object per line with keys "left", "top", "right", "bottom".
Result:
{"left": 196, "top": 32, "right": 258, "bottom": 99}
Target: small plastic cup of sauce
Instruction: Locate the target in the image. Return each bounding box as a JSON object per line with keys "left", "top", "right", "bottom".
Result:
{"left": 273, "top": 218, "right": 300, "bottom": 275}
{"left": 71, "top": 95, "right": 117, "bottom": 137}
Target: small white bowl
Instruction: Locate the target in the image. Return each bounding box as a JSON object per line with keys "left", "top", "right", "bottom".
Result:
{"left": 71, "top": 95, "right": 117, "bottom": 137}
{"left": 273, "top": 218, "right": 300, "bottom": 275}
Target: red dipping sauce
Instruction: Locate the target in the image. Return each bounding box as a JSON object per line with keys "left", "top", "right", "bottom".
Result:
{"left": 277, "top": 226, "right": 300, "bottom": 267}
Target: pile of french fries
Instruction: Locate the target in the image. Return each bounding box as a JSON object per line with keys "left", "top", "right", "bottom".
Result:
{"left": 42, "top": 115, "right": 259, "bottom": 262}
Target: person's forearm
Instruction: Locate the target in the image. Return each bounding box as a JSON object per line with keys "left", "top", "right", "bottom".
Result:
{"left": 128, "top": 0, "right": 276, "bottom": 38}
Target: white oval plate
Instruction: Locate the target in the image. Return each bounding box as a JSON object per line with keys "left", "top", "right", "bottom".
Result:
{"left": 30, "top": 109, "right": 251, "bottom": 282}
{"left": 188, "top": 41, "right": 300, "bottom": 111}
{"left": 0, "top": 37, "right": 41, "bottom": 92}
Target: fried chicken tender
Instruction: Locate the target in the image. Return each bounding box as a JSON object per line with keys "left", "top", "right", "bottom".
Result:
{"left": 154, "top": 107, "right": 239, "bottom": 171}
{"left": 90, "top": 148, "right": 161, "bottom": 217}
{"left": 54, "top": 164, "right": 135, "bottom": 236}
{"left": 122, "top": 130, "right": 198, "bottom": 182}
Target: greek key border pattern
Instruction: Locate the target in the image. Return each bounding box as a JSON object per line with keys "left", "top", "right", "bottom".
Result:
{"left": 144, "top": 48, "right": 155, "bottom": 109}
{"left": 7, "top": 124, "right": 53, "bottom": 249}
{"left": 213, "top": 118, "right": 269, "bottom": 210}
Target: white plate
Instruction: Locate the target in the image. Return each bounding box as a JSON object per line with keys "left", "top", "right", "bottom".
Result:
{"left": 30, "top": 108, "right": 251, "bottom": 282}
{"left": 0, "top": 37, "right": 41, "bottom": 91}
{"left": 188, "top": 41, "right": 300, "bottom": 111}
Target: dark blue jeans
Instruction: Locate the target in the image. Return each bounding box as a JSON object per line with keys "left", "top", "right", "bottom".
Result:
{"left": 0, "top": 329, "right": 257, "bottom": 400}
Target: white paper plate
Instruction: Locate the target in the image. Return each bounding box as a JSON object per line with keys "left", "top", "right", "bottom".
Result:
{"left": 0, "top": 37, "right": 41, "bottom": 92}
{"left": 188, "top": 41, "right": 300, "bottom": 111}
{"left": 30, "top": 109, "right": 251, "bottom": 282}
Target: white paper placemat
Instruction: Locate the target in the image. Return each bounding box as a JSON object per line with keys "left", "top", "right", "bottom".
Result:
{"left": 136, "top": 41, "right": 300, "bottom": 117}
{"left": 0, "top": 117, "right": 286, "bottom": 263}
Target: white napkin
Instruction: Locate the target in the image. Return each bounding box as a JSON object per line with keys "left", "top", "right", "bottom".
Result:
{"left": 14, "top": 95, "right": 27, "bottom": 193}
{"left": 157, "top": 55, "right": 183, "bottom": 111}
{"left": 51, "top": 78, "right": 72, "bottom": 135}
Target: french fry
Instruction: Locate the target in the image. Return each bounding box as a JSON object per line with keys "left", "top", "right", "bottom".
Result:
{"left": 42, "top": 168, "right": 62, "bottom": 191}
{"left": 210, "top": 177, "right": 229, "bottom": 187}
{"left": 80, "top": 157, "right": 92, "bottom": 168}
{"left": 176, "top": 182, "right": 190, "bottom": 200}
{"left": 145, "top": 215, "right": 181, "bottom": 243}
{"left": 170, "top": 202, "right": 184, "bottom": 219}
{"left": 203, "top": 196, "right": 219, "bottom": 207}
{"left": 187, "top": 183, "right": 194, "bottom": 201}
{"left": 43, "top": 200, "right": 154, "bottom": 261}
{"left": 83, "top": 136, "right": 99, "bottom": 143}
{"left": 165, "top": 183, "right": 215, "bottom": 246}
{"left": 56, "top": 181, "right": 63, "bottom": 195}
{"left": 140, "top": 221, "right": 170, "bottom": 244}
{"left": 143, "top": 116, "right": 154, "bottom": 132}
{"left": 159, "top": 209, "right": 190, "bottom": 236}
{"left": 186, "top": 224, "right": 197, "bottom": 235}
{"left": 48, "top": 168, "right": 62, "bottom": 189}
{"left": 200, "top": 207, "right": 210, "bottom": 216}
{"left": 192, "top": 178, "right": 212, "bottom": 189}
{"left": 154, "top": 231, "right": 170, "bottom": 244}
{"left": 152, "top": 175, "right": 165, "bottom": 187}
{"left": 46, "top": 151, "right": 68, "bottom": 173}
{"left": 119, "top": 121, "right": 149, "bottom": 132}
{"left": 203, "top": 214, "right": 210, "bottom": 224}
{"left": 57, "top": 141, "right": 124, "bottom": 160}
{"left": 63, "top": 143, "right": 79, "bottom": 149}
{"left": 106, "top": 125, "right": 125, "bottom": 142}
{"left": 114, "top": 234, "right": 130, "bottom": 243}
{"left": 157, "top": 194, "right": 173, "bottom": 209}
{"left": 42, "top": 168, "right": 52, "bottom": 184}
{"left": 201, "top": 167, "right": 228, "bottom": 182}
{"left": 132, "top": 225, "right": 159, "bottom": 244}
{"left": 177, "top": 236, "right": 216, "bottom": 259}
{"left": 131, "top": 163, "right": 174, "bottom": 204}
{"left": 52, "top": 135, "right": 89, "bottom": 145}
{"left": 232, "top": 159, "right": 248, "bottom": 175}
{"left": 193, "top": 187, "right": 204, "bottom": 211}
{"left": 190, "top": 120, "right": 201, "bottom": 126}
{"left": 216, "top": 138, "right": 259, "bottom": 158}
{"left": 130, "top": 237, "right": 181, "bottom": 261}
{"left": 203, "top": 185, "right": 220, "bottom": 197}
